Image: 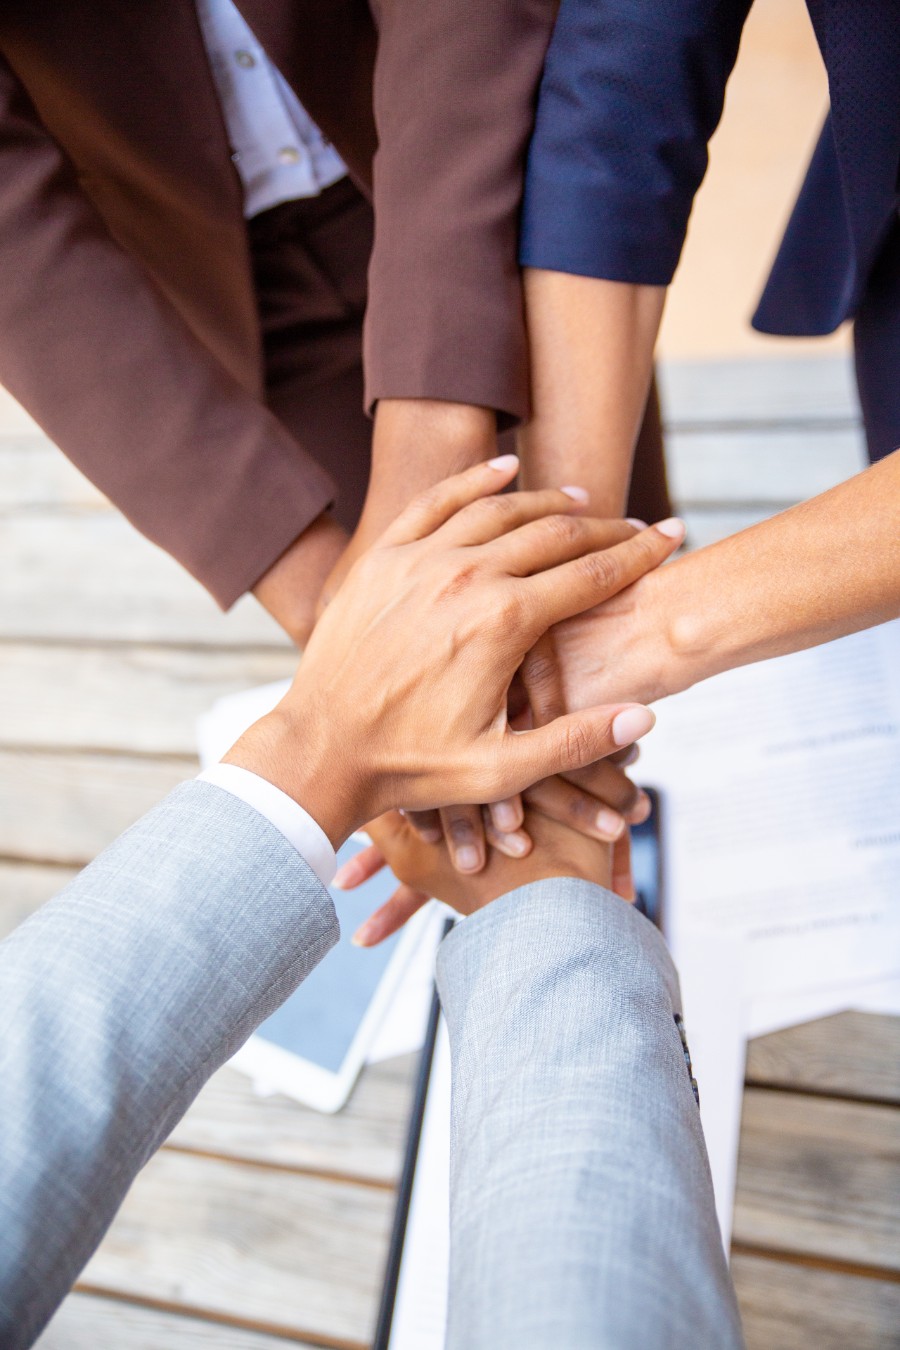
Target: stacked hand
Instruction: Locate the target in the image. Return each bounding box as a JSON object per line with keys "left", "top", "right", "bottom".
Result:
{"left": 225, "top": 455, "right": 673, "bottom": 855}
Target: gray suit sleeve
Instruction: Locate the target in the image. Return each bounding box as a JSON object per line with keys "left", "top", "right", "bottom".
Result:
{"left": 0, "top": 781, "right": 338, "bottom": 1348}
{"left": 436, "top": 879, "right": 745, "bottom": 1350}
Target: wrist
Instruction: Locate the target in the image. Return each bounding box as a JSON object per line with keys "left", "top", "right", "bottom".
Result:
{"left": 252, "top": 515, "right": 349, "bottom": 647}
{"left": 223, "top": 705, "right": 369, "bottom": 850}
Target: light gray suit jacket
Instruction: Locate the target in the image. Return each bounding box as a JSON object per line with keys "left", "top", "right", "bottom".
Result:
{"left": 0, "top": 781, "right": 743, "bottom": 1347}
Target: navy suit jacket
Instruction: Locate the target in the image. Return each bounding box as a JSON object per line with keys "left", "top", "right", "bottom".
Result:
{"left": 521, "top": 0, "right": 900, "bottom": 459}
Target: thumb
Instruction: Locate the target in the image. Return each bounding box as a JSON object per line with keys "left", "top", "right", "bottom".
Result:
{"left": 499, "top": 704, "right": 655, "bottom": 791}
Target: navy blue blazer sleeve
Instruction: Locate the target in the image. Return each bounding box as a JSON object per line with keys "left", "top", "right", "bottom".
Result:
{"left": 520, "top": 0, "right": 751, "bottom": 283}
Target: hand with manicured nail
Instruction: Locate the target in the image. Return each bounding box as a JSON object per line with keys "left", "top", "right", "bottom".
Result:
{"left": 223, "top": 456, "right": 658, "bottom": 852}
{"left": 403, "top": 516, "right": 683, "bottom": 877}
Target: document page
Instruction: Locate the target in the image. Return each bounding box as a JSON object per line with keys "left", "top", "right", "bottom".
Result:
{"left": 638, "top": 620, "right": 900, "bottom": 997}
{"left": 387, "top": 1018, "right": 451, "bottom": 1350}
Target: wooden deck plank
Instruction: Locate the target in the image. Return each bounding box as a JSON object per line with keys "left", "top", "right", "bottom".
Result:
{"left": 660, "top": 355, "right": 859, "bottom": 427}
{"left": 733, "top": 1089, "right": 900, "bottom": 1271}
{"left": 0, "top": 642, "right": 294, "bottom": 755}
{"left": 0, "top": 514, "right": 289, "bottom": 647}
{"left": 0, "top": 435, "right": 106, "bottom": 510}
{"left": 732, "top": 1252, "right": 900, "bottom": 1350}
{"left": 746, "top": 1012, "right": 900, "bottom": 1106}
{"left": 37, "top": 1293, "right": 316, "bottom": 1349}
{"left": 0, "top": 860, "right": 77, "bottom": 939}
{"left": 0, "top": 507, "right": 771, "bottom": 647}
{"left": 667, "top": 425, "right": 864, "bottom": 507}
{"left": 0, "top": 749, "right": 192, "bottom": 865}
{"left": 170, "top": 1060, "right": 415, "bottom": 1188}
{"left": 81, "top": 1150, "right": 393, "bottom": 1348}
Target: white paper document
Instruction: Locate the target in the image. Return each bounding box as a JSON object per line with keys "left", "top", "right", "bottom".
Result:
{"left": 387, "top": 1019, "right": 451, "bottom": 1350}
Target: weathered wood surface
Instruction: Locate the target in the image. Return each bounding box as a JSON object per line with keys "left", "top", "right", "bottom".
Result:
{"left": 0, "top": 748, "right": 192, "bottom": 865}
{"left": 37, "top": 1294, "right": 316, "bottom": 1349}
{"left": 733, "top": 1089, "right": 900, "bottom": 1271}
{"left": 0, "top": 860, "right": 78, "bottom": 939}
{"left": 169, "top": 1058, "right": 415, "bottom": 1187}
{"left": 0, "top": 641, "right": 294, "bottom": 754}
{"left": 732, "top": 1252, "right": 900, "bottom": 1350}
{"left": 0, "top": 513, "right": 289, "bottom": 647}
{"left": 79, "top": 1150, "right": 393, "bottom": 1348}
{"left": 660, "top": 354, "right": 860, "bottom": 428}
{"left": 746, "top": 1011, "right": 900, "bottom": 1106}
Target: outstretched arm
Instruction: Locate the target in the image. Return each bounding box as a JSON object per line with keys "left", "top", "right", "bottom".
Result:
{"left": 552, "top": 449, "right": 900, "bottom": 713}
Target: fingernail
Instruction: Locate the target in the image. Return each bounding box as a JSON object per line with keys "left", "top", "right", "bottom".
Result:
{"left": 619, "top": 744, "right": 640, "bottom": 767}
{"left": 351, "top": 920, "right": 377, "bottom": 947}
{"left": 487, "top": 453, "right": 519, "bottom": 472}
{"left": 626, "top": 517, "right": 648, "bottom": 530}
{"left": 418, "top": 827, "right": 443, "bottom": 843}
{"left": 503, "top": 833, "right": 530, "bottom": 856}
{"left": 560, "top": 485, "right": 590, "bottom": 504}
{"left": 629, "top": 790, "right": 652, "bottom": 824}
{"left": 612, "top": 706, "right": 655, "bottom": 746}
{"left": 333, "top": 862, "right": 361, "bottom": 889}
{"left": 656, "top": 516, "right": 686, "bottom": 540}
{"left": 596, "top": 808, "right": 625, "bottom": 840}
{"left": 454, "top": 845, "right": 481, "bottom": 872}
{"left": 493, "top": 802, "right": 520, "bottom": 831}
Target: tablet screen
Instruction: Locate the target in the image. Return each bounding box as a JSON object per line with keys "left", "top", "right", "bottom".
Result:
{"left": 252, "top": 837, "right": 406, "bottom": 1073}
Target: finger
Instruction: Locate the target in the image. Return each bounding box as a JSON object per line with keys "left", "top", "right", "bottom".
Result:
{"left": 563, "top": 757, "right": 647, "bottom": 821}
{"left": 611, "top": 832, "right": 635, "bottom": 901}
{"left": 379, "top": 455, "right": 520, "bottom": 546}
{"left": 519, "top": 519, "right": 685, "bottom": 632}
{"left": 487, "top": 513, "right": 639, "bottom": 578}
{"left": 524, "top": 776, "right": 626, "bottom": 842}
{"left": 435, "top": 486, "right": 594, "bottom": 549}
{"left": 404, "top": 809, "right": 444, "bottom": 844}
{"left": 488, "top": 795, "right": 524, "bottom": 833}
{"left": 483, "top": 808, "right": 532, "bottom": 859}
{"left": 333, "top": 842, "right": 387, "bottom": 890}
{"left": 519, "top": 633, "right": 564, "bottom": 726}
{"left": 490, "top": 704, "right": 655, "bottom": 799}
{"left": 352, "top": 884, "right": 431, "bottom": 947}
{"left": 440, "top": 803, "right": 487, "bottom": 874}
{"left": 609, "top": 743, "right": 641, "bottom": 768}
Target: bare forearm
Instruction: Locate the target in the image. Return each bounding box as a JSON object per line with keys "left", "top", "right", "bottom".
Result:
{"left": 651, "top": 449, "right": 900, "bottom": 693}
{"left": 519, "top": 270, "right": 665, "bottom": 516}
{"left": 358, "top": 398, "right": 498, "bottom": 540}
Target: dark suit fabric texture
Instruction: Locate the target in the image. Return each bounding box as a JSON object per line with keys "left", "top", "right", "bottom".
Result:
{"left": 0, "top": 1, "right": 555, "bottom": 604}
{"left": 521, "top": 0, "right": 900, "bottom": 463}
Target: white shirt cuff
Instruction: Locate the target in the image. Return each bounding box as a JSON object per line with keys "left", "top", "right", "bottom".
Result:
{"left": 197, "top": 763, "right": 337, "bottom": 888}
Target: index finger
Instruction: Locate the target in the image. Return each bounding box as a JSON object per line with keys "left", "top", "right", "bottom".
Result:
{"left": 378, "top": 455, "right": 520, "bottom": 547}
{"left": 520, "top": 519, "right": 685, "bottom": 633}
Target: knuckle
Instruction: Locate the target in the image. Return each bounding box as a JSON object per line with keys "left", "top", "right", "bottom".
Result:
{"left": 537, "top": 513, "right": 581, "bottom": 550}
{"left": 577, "top": 549, "right": 618, "bottom": 592}
{"left": 563, "top": 719, "right": 595, "bottom": 766}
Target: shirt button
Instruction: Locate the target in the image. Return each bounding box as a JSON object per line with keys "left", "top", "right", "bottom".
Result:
{"left": 278, "top": 146, "right": 301, "bottom": 165}
{"left": 234, "top": 49, "right": 256, "bottom": 68}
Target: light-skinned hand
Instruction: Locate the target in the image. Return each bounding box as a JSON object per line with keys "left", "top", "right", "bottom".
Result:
{"left": 224, "top": 455, "right": 667, "bottom": 849}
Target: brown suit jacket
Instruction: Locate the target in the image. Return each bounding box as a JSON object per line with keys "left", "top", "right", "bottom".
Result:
{"left": 0, "top": 1, "right": 555, "bottom": 605}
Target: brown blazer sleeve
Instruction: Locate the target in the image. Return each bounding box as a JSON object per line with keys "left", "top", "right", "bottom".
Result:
{"left": 363, "top": 0, "right": 558, "bottom": 425}
{"left": 0, "top": 55, "right": 336, "bottom": 609}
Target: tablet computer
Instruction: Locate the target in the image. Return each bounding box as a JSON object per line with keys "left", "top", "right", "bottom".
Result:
{"left": 231, "top": 834, "right": 436, "bottom": 1113}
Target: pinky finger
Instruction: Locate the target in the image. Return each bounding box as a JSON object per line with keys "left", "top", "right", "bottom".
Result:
{"left": 352, "top": 885, "right": 431, "bottom": 947}
{"left": 333, "top": 843, "right": 387, "bottom": 890}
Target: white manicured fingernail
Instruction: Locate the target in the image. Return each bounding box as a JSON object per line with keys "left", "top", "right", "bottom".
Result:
{"left": 333, "top": 862, "right": 360, "bottom": 889}
{"left": 352, "top": 920, "right": 377, "bottom": 947}
{"left": 487, "top": 454, "right": 519, "bottom": 471}
{"left": 503, "top": 834, "right": 530, "bottom": 856}
{"left": 656, "top": 517, "right": 686, "bottom": 540}
{"left": 612, "top": 706, "right": 655, "bottom": 746}
{"left": 455, "top": 845, "right": 481, "bottom": 871}
{"left": 626, "top": 517, "right": 648, "bottom": 530}
{"left": 560, "top": 485, "right": 590, "bottom": 503}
